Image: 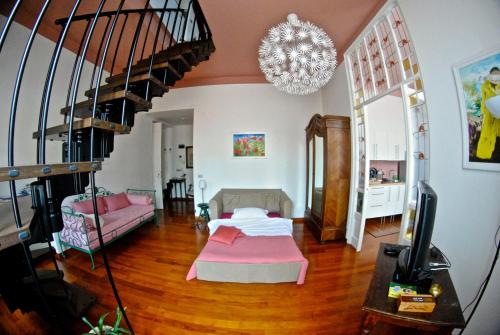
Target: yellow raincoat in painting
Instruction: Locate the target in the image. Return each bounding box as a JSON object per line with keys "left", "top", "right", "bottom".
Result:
{"left": 476, "top": 80, "right": 500, "bottom": 159}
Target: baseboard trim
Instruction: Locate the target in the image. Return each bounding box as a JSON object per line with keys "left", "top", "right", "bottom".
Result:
{"left": 292, "top": 217, "right": 305, "bottom": 223}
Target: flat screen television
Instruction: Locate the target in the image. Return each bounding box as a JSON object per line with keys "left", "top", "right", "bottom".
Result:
{"left": 394, "top": 181, "right": 437, "bottom": 286}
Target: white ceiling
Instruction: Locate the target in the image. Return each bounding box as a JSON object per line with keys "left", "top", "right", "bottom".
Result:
{"left": 148, "top": 108, "right": 194, "bottom": 126}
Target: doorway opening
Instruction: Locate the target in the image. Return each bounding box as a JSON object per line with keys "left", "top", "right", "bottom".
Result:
{"left": 362, "top": 92, "right": 407, "bottom": 244}
{"left": 150, "top": 109, "right": 194, "bottom": 214}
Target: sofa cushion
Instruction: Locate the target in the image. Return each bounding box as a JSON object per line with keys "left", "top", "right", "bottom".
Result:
{"left": 222, "top": 193, "right": 266, "bottom": 213}
{"left": 263, "top": 192, "right": 281, "bottom": 213}
{"left": 72, "top": 197, "right": 106, "bottom": 215}
{"left": 104, "top": 193, "right": 130, "bottom": 212}
{"left": 126, "top": 194, "right": 153, "bottom": 206}
{"left": 98, "top": 205, "right": 154, "bottom": 234}
{"left": 88, "top": 205, "right": 155, "bottom": 248}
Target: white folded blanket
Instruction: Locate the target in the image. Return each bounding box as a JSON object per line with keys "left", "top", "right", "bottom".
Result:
{"left": 207, "top": 218, "right": 293, "bottom": 237}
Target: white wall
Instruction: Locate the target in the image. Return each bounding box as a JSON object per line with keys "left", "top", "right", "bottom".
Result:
{"left": 95, "top": 113, "right": 154, "bottom": 192}
{"left": 321, "top": 62, "right": 351, "bottom": 117}
{"left": 0, "top": 16, "right": 97, "bottom": 196}
{"left": 152, "top": 122, "right": 164, "bottom": 208}
{"left": 151, "top": 84, "right": 321, "bottom": 216}
{"left": 397, "top": 1, "right": 500, "bottom": 333}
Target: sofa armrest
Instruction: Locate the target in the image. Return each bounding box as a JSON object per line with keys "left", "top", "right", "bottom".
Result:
{"left": 61, "top": 206, "right": 104, "bottom": 229}
{"left": 209, "top": 190, "right": 223, "bottom": 219}
{"left": 59, "top": 210, "right": 93, "bottom": 248}
{"left": 126, "top": 189, "right": 156, "bottom": 209}
{"left": 279, "top": 191, "right": 293, "bottom": 219}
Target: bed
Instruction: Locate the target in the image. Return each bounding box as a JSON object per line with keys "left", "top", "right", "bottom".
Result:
{"left": 186, "top": 216, "right": 308, "bottom": 285}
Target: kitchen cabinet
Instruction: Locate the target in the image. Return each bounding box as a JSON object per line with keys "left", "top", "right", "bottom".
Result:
{"left": 366, "top": 95, "right": 406, "bottom": 161}
{"left": 364, "top": 184, "right": 405, "bottom": 219}
{"left": 371, "top": 130, "right": 405, "bottom": 161}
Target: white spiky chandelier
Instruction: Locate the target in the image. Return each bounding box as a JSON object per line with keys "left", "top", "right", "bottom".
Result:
{"left": 258, "top": 13, "right": 337, "bottom": 95}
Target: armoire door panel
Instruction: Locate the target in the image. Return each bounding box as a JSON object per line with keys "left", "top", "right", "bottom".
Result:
{"left": 305, "top": 114, "right": 351, "bottom": 243}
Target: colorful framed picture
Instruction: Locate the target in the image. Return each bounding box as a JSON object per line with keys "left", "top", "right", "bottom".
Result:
{"left": 453, "top": 46, "right": 500, "bottom": 171}
{"left": 233, "top": 133, "right": 266, "bottom": 158}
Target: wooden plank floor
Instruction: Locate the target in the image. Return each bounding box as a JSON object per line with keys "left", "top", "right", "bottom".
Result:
{"left": 364, "top": 216, "right": 401, "bottom": 238}
{"left": 0, "top": 202, "right": 424, "bottom": 335}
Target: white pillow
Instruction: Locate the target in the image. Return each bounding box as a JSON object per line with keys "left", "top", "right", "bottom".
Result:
{"left": 233, "top": 207, "right": 269, "bottom": 214}
{"left": 231, "top": 207, "right": 268, "bottom": 219}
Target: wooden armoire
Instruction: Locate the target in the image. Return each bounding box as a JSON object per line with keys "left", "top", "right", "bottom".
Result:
{"left": 305, "top": 114, "right": 351, "bottom": 242}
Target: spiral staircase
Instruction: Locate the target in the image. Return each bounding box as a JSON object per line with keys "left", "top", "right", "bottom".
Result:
{"left": 0, "top": 0, "right": 214, "bottom": 332}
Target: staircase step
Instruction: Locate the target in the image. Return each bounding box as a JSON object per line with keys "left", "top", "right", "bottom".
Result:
{"left": 85, "top": 73, "right": 168, "bottom": 99}
{"left": 32, "top": 117, "right": 130, "bottom": 141}
{"left": 165, "top": 54, "right": 192, "bottom": 71}
{"left": 149, "top": 40, "right": 214, "bottom": 66}
{"left": 62, "top": 129, "right": 116, "bottom": 162}
{"left": 105, "top": 40, "right": 215, "bottom": 89}
{"left": 44, "top": 281, "right": 96, "bottom": 318}
{"left": 135, "top": 53, "right": 192, "bottom": 72}
{"left": 60, "top": 90, "right": 151, "bottom": 119}
{"left": 23, "top": 269, "right": 63, "bottom": 285}
{"left": 109, "top": 61, "right": 182, "bottom": 86}
{"left": 148, "top": 61, "right": 182, "bottom": 79}
{"left": 0, "top": 161, "right": 102, "bottom": 182}
{"left": 0, "top": 196, "right": 33, "bottom": 251}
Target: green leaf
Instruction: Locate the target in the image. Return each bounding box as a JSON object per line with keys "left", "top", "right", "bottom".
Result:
{"left": 115, "top": 327, "right": 131, "bottom": 334}
{"left": 82, "top": 316, "right": 95, "bottom": 330}
{"left": 98, "top": 312, "right": 109, "bottom": 331}
{"left": 113, "top": 307, "right": 122, "bottom": 330}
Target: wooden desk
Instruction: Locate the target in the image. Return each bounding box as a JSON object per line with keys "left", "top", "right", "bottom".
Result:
{"left": 361, "top": 243, "right": 465, "bottom": 334}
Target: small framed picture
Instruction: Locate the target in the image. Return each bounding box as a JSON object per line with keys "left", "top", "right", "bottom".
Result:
{"left": 186, "top": 146, "right": 193, "bottom": 168}
{"left": 453, "top": 46, "right": 500, "bottom": 171}
{"left": 233, "top": 133, "right": 266, "bottom": 158}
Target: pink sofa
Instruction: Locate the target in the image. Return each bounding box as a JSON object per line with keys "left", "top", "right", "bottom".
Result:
{"left": 58, "top": 188, "right": 156, "bottom": 269}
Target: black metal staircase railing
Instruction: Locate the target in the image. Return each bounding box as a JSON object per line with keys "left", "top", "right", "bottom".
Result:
{"left": 0, "top": 0, "right": 214, "bottom": 332}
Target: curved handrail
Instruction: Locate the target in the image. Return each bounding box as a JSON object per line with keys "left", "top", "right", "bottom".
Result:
{"left": 55, "top": 8, "right": 185, "bottom": 25}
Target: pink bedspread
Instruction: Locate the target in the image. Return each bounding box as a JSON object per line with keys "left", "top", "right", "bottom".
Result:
{"left": 186, "top": 236, "right": 308, "bottom": 284}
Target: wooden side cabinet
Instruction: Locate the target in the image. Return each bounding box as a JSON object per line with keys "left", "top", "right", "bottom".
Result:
{"left": 305, "top": 114, "right": 351, "bottom": 242}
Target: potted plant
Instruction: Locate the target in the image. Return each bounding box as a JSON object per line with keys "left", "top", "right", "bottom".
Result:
{"left": 82, "top": 307, "right": 130, "bottom": 335}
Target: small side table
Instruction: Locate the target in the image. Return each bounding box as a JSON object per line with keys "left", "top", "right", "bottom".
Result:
{"left": 194, "top": 203, "right": 210, "bottom": 230}
{"left": 361, "top": 243, "right": 465, "bottom": 334}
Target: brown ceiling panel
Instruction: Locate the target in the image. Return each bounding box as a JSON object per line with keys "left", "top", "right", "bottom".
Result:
{"left": 175, "top": 0, "right": 386, "bottom": 88}
{"left": 1, "top": 0, "right": 386, "bottom": 88}
{"left": 0, "top": 0, "right": 169, "bottom": 74}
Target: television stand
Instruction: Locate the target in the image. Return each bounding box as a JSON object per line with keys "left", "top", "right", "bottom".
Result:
{"left": 361, "top": 243, "right": 465, "bottom": 334}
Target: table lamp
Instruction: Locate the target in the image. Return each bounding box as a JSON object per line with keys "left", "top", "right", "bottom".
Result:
{"left": 199, "top": 179, "right": 207, "bottom": 203}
